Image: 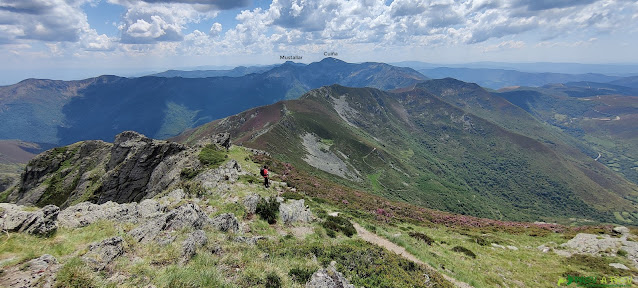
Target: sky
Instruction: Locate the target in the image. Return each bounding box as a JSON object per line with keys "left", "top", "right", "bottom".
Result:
{"left": 1, "top": 0, "right": 637, "bottom": 84}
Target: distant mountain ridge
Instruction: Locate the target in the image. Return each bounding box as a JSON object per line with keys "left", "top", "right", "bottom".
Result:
{"left": 149, "top": 65, "right": 277, "bottom": 78}
{"left": 418, "top": 67, "right": 622, "bottom": 89}
{"left": 0, "top": 58, "right": 427, "bottom": 146}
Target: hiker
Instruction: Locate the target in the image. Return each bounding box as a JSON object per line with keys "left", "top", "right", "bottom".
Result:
{"left": 260, "top": 165, "right": 270, "bottom": 188}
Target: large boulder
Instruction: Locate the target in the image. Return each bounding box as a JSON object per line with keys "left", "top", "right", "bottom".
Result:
{"left": 58, "top": 198, "right": 165, "bottom": 229}
{"left": 280, "top": 199, "right": 313, "bottom": 224}
{"left": 128, "top": 203, "right": 211, "bottom": 243}
{"left": 306, "top": 263, "right": 354, "bottom": 288}
{"left": 211, "top": 213, "right": 240, "bottom": 233}
{"left": 82, "top": 237, "right": 125, "bottom": 271}
{"left": 198, "top": 160, "right": 243, "bottom": 194}
{"left": 181, "top": 230, "right": 208, "bottom": 264}
{"left": 243, "top": 193, "right": 261, "bottom": 214}
{"left": 0, "top": 203, "right": 59, "bottom": 236}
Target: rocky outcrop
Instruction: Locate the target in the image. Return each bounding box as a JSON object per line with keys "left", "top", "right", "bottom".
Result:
{"left": 128, "top": 203, "right": 212, "bottom": 243}
{"left": 280, "top": 199, "right": 313, "bottom": 224}
{"left": 0, "top": 203, "right": 59, "bottom": 236}
{"left": 197, "top": 159, "right": 243, "bottom": 194}
{"left": 210, "top": 213, "right": 240, "bottom": 233}
{"left": 243, "top": 193, "right": 261, "bottom": 214}
{"left": 306, "top": 262, "right": 354, "bottom": 288}
{"left": 58, "top": 199, "right": 165, "bottom": 228}
{"left": 82, "top": 237, "right": 125, "bottom": 271}
{"left": 181, "top": 230, "right": 207, "bottom": 263}
{"left": 0, "top": 254, "right": 59, "bottom": 288}
{"left": 97, "top": 131, "right": 188, "bottom": 203}
{"left": 560, "top": 230, "right": 638, "bottom": 269}
{"left": 8, "top": 131, "right": 198, "bottom": 208}
{"left": 198, "top": 132, "right": 231, "bottom": 150}
{"left": 9, "top": 140, "right": 111, "bottom": 207}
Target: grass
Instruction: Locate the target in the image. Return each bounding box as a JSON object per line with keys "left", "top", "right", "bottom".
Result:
{"left": 198, "top": 144, "right": 227, "bottom": 168}
{"left": 4, "top": 142, "right": 634, "bottom": 288}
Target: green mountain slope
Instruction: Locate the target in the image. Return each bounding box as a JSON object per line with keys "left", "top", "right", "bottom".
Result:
{"left": 496, "top": 85, "right": 638, "bottom": 193}
{"left": 177, "top": 83, "right": 638, "bottom": 223}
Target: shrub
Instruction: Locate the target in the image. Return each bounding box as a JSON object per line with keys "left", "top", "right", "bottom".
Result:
{"left": 256, "top": 198, "right": 280, "bottom": 224}
{"left": 289, "top": 267, "right": 314, "bottom": 283}
{"left": 265, "top": 272, "right": 281, "bottom": 288}
{"left": 617, "top": 249, "right": 628, "bottom": 257}
{"left": 408, "top": 232, "right": 434, "bottom": 245}
{"left": 198, "top": 144, "right": 226, "bottom": 167}
{"left": 451, "top": 246, "right": 476, "bottom": 259}
{"left": 180, "top": 168, "right": 200, "bottom": 180}
{"left": 322, "top": 216, "right": 356, "bottom": 237}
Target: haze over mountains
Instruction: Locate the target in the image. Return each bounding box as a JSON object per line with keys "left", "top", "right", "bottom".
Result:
{"left": 2, "top": 58, "right": 638, "bottom": 224}
{"left": 0, "top": 58, "right": 425, "bottom": 145}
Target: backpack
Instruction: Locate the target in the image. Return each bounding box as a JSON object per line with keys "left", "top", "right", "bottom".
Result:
{"left": 260, "top": 168, "right": 265, "bottom": 176}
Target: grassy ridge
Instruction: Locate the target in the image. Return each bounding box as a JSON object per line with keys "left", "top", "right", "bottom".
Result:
{"left": 179, "top": 82, "right": 638, "bottom": 223}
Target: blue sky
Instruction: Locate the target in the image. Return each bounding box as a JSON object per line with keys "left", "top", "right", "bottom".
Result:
{"left": 0, "top": 0, "right": 637, "bottom": 84}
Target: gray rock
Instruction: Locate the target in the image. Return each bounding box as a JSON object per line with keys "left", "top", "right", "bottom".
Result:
{"left": 181, "top": 230, "right": 208, "bottom": 263}
{"left": 243, "top": 193, "right": 261, "bottom": 214}
{"left": 306, "top": 264, "right": 354, "bottom": 288}
{"left": 613, "top": 226, "right": 631, "bottom": 236}
{"left": 211, "top": 213, "right": 239, "bottom": 233}
{"left": 9, "top": 131, "right": 199, "bottom": 208}
{"left": 8, "top": 140, "right": 111, "bottom": 207}
{"left": 197, "top": 160, "right": 242, "bottom": 193}
{"left": 98, "top": 131, "right": 187, "bottom": 204}
{"left": 491, "top": 243, "right": 505, "bottom": 249}
{"left": 561, "top": 233, "right": 638, "bottom": 269}
{"left": 58, "top": 198, "right": 167, "bottom": 229}
{"left": 166, "top": 189, "right": 186, "bottom": 202}
{"left": 0, "top": 254, "right": 59, "bottom": 288}
{"left": 128, "top": 203, "right": 211, "bottom": 243}
{"left": 234, "top": 236, "right": 266, "bottom": 245}
{"left": 609, "top": 263, "right": 629, "bottom": 270}
{"left": 0, "top": 203, "right": 59, "bottom": 236}
{"left": 507, "top": 245, "right": 519, "bottom": 251}
{"left": 279, "top": 199, "right": 313, "bottom": 224}
{"left": 82, "top": 237, "right": 124, "bottom": 271}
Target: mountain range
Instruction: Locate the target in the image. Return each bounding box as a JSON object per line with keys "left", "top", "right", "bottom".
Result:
{"left": 2, "top": 58, "right": 638, "bottom": 224}
{"left": 175, "top": 81, "right": 638, "bottom": 223}
{"left": 0, "top": 58, "right": 426, "bottom": 146}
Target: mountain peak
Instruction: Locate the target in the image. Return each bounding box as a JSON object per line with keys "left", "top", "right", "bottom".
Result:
{"left": 318, "top": 57, "right": 346, "bottom": 64}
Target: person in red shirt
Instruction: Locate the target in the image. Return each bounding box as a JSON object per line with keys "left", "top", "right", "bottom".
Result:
{"left": 260, "top": 165, "right": 270, "bottom": 188}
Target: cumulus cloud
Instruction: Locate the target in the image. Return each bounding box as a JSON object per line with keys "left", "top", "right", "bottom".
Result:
{"left": 209, "top": 22, "right": 222, "bottom": 36}
{"left": 0, "top": 0, "right": 90, "bottom": 42}
{"left": 2, "top": 0, "right": 637, "bottom": 62}
{"left": 111, "top": 0, "right": 223, "bottom": 44}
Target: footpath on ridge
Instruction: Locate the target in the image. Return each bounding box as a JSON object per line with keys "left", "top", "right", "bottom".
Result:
{"left": 352, "top": 222, "right": 474, "bottom": 288}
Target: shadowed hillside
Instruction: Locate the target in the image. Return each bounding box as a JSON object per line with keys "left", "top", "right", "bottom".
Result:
{"left": 0, "top": 58, "right": 427, "bottom": 146}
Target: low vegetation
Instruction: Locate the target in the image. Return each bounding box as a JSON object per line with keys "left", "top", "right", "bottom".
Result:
{"left": 198, "top": 144, "right": 227, "bottom": 168}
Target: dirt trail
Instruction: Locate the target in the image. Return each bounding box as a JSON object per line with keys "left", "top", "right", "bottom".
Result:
{"left": 352, "top": 222, "right": 474, "bottom": 288}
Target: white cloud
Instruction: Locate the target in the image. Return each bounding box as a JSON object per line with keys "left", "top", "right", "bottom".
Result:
{"left": 0, "top": 0, "right": 91, "bottom": 42}
{"left": 209, "top": 22, "right": 222, "bottom": 36}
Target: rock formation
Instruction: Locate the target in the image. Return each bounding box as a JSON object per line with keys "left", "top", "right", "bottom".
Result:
{"left": 0, "top": 203, "right": 59, "bottom": 236}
